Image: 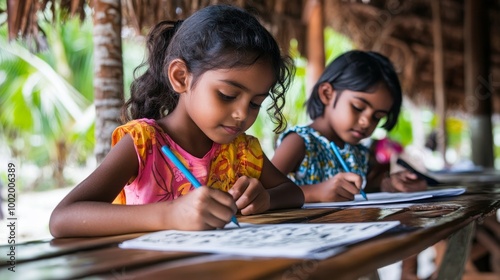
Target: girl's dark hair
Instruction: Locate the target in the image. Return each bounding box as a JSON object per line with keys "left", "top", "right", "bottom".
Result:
{"left": 122, "top": 4, "right": 295, "bottom": 133}
{"left": 305, "top": 50, "right": 402, "bottom": 131}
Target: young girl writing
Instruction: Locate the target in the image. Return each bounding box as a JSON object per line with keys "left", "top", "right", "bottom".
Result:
{"left": 271, "top": 50, "right": 426, "bottom": 202}
{"left": 50, "top": 5, "right": 304, "bottom": 238}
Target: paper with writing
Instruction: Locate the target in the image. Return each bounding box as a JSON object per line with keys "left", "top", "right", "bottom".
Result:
{"left": 119, "top": 221, "right": 400, "bottom": 259}
{"left": 303, "top": 187, "right": 466, "bottom": 208}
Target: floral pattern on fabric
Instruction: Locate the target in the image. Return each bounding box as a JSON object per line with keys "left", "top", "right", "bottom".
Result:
{"left": 111, "top": 118, "right": 263, "bottom": 205}
{"left": 208, "top": 135, "right": 263, "bottom": 191}
{"left": 277, "top": 125, "right": 369, "bottom": 186}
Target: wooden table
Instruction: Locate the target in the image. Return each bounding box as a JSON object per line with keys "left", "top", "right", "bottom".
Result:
{"left": 1, "top": 185, "right": 499, "bottom": 280}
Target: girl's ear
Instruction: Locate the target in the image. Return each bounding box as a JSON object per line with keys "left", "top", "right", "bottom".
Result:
{"left": 318, "top": 82, "right": 336, "bottom": 105}
{"left": 167, "top": 59, "right": 190, "bottom": 93}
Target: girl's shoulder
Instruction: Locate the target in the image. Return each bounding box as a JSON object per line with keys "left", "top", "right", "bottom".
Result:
{"left": 278, "top": 125, "right": 322, "bottom": 143}
{"left": 116, "top": 118, "right": 159, "bottom": 131}
{"left": 285, "top": 125, "right": 315, "bottom": 134}
{"left": 112, "top": 118, "right": 163, "bottom": 146}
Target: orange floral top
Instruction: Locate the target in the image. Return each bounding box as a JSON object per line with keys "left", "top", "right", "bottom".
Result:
{"left": 111, "top": 118, "right": 263, "bottom": 205}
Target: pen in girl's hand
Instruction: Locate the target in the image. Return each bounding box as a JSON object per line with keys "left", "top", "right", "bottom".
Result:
{"left": 161, "top": 145, "right": 241, "bottom": 227}
{"left": 330, "top": 142, "right": 368, "bottom": 200}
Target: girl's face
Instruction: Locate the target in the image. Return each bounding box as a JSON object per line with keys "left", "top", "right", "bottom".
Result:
{"left": 327, "top": 83, "right": 394, "bottom": 145}
{"left": 184, "top": 60, "right": 275, "bottom": 144}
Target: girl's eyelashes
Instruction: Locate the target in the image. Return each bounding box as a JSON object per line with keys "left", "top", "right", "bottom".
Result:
{"left": 351, "top": 104, "right": 364, "bottom": 112}
{"left": 351, "top": 103, "right": 386, "bottom": 122}
{"left": 249, "top": 102, "right": 262, "bottom": 109}
{"left": 218, "top": 91, "right": 263, "bottom": 109}
{"left": 373, "top": 113, "right": 387, "bottom": 121}
{"left": 218, "top": 92, "right": 236, "bottom": 101}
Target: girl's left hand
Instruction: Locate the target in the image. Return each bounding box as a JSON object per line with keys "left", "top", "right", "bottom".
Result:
{"left": 382, "top": 170, "right": 427, "bottom": 192}
{"left": 228, "top": 176, "right": 271, "bottom": 215}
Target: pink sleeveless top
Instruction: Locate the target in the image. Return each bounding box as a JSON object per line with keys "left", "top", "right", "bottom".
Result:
{"left": 111, "top": 118, "right": 263, "bottom": 205}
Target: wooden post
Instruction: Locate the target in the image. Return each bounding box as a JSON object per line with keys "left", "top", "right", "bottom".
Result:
{"left": 431, "top": 1, "right": 448, "bottom": 167}
{"left": 93, "top": 0, "right": 125, "bottom": 163}
{"left": 464, "top": 0, "right": 494, "bottom": 168}
{"left": 303, "top": 0, "right": 325, "bottom": 96}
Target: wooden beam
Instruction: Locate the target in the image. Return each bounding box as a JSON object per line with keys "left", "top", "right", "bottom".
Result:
{"left": 464, "top": 0, "right": 494, "bottom": 168}
{"left": 303, "top": 0, "right": 325, "bottom": 96}
{"left": 431, "top": 0, "right": 448, "bottom": 166}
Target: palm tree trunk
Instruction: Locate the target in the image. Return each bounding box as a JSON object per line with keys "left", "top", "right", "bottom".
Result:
{"left": 54, "top": 139, "right": 67, "bottom": 188}
{"left": 92, "top": 0, "right": 124, "bottom": 163}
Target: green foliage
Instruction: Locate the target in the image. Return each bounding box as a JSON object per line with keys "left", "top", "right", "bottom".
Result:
{"left": 324, "top": 27, "right": 354, "bottom": 64}
{"left": 0, "top": 14, "right": 94, "bottom": 190}
{"left": 122, "top": 37, "right": 147, "bottom": 99}
{"left": 387, "top": 109, "right": 414, "bottom": 146}
{"left": 495, "top": 125, "right": 500, "bottom": 168}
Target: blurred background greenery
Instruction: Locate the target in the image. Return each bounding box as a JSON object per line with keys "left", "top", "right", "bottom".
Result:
{"left": 0, "top": 4, "right": 497, "bottom": 193}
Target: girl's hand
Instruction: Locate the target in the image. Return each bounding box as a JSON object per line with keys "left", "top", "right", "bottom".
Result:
{"left": 229, "top": 176, "right": 271, "bottom": 215}
{"left": 381, "top": 170, "right": 427, "bottom": 192}
{"left": 311, "top": 172, "right": 363, "bottom": 202}
{"left": 168, "top": 187, "right": 237, "bottom": 230}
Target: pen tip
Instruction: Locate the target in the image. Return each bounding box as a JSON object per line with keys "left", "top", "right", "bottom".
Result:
{"left": 232, "top": 217, "right": 241, "bottom": 228}
{"left": 361, "top": 191, "right": 368, "bottom": 201}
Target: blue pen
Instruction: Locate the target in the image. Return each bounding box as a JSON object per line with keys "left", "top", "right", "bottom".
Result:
{"left": 329, "top": 142, "right": 368, "bottom": 201}
{"left": 161, "top": 145, "right": 241, "bottom": 227}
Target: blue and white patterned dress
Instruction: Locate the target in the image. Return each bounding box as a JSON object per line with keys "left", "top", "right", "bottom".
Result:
{"left": 277, "top": 125, "right": 369, "bottom": 186}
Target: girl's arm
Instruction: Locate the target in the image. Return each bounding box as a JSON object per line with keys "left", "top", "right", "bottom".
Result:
{"left": 271, "top": 132, "right": 333, "bottom": 203}
{"left": 49, "top": 135, "right": 162, "bottom": 237}
{"left": 271, "top": 133, "right": 361, "bottom": 203}
{"left": 271, "top": 132, "right": 305, "bottom": 175}
{"left": 49, "top": 135, "right": 237, "bottom": 237}
{"left": 260, "top": 155, "right": 304, "bottom": 210}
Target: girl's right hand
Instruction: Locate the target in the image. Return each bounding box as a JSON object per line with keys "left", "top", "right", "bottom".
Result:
{"left": 311, "top": 172, "right": 363, "bottom": 202}
{"left": 167, "top": 187, "right": 237, "bottom": 230}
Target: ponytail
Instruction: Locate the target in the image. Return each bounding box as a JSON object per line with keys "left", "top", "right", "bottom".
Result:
{"left": 121, "top": 21, "right": 183, "bottom": 122}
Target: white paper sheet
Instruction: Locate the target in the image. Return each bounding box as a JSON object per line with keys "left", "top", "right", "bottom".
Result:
{"left": 119, "top": 221, "right": 400, "bottom": 259}
{"left": 303, "top": 187, "right": 466, "bottom": 209}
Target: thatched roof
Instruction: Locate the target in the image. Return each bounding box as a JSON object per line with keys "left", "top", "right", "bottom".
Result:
{"left": 323, "top": 0, "right": 500, "bottom": 114}
{"left": 3, "top": 0, "right": 306, "bottom": 53}
{"left": 3, "top": 0, "right": 500, "bottom": 113}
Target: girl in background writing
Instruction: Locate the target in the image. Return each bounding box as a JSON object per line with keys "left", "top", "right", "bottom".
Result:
{"left": 271, "top": 50, "right": 426, "bottom": 202}
{"left": 50, "top": 5, "right": 304, "bottom": 238}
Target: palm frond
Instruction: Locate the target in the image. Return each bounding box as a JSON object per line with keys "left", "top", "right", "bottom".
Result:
{"left": 0, "top": 39, "right": 89, "bottom": 121}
